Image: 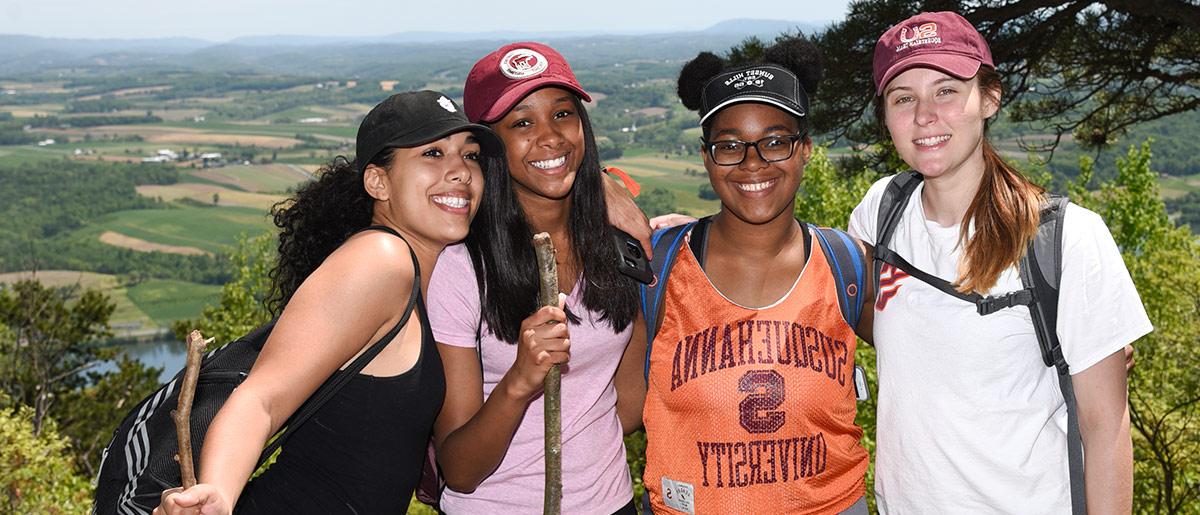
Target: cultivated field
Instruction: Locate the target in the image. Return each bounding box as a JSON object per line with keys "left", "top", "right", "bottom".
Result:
{"left": 610, "top": 150, "right": 719, "bottom": 215}
{"left": 98, "top": 231, "right": 210, "bottom": 256}
{"left": 88, "top": 205, "right": 273, "bottom": 255}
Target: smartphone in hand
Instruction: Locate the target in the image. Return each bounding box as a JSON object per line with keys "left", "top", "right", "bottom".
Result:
{"left": 612, "top": 228, "right": 653, "bottom": 284}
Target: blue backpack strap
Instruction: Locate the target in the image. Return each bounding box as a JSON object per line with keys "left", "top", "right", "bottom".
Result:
{"left": 808, "top": 224, "right": 866, "bottom": 330}
{"left": 639, "top": 221, "right": 697, "bottom": 381}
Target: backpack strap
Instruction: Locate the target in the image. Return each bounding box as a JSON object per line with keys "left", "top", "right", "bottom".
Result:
{"left": 808, "top": 225, "right": 866, "bottom": 330}
{"left": 1020, "top": 195, "right": 1085, "bottom": 514}
{"left": 256, "top": 224, "right": 422, "bottom": 467}
{"left": 873, "top": 182, "right": 1085, "bottom": 513}
{"left": 871, "top": 172, "right": 1038, "bottom": 316}
{"left": 640, "top": 221, "right": 698, "bottom": 381}
{"left": 873, "top": 171, "right": 924, "bottom": 302}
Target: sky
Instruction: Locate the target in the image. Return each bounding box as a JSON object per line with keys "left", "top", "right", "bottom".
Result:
{"left": 0, "top": 0, "right": 854, "bottom": 41}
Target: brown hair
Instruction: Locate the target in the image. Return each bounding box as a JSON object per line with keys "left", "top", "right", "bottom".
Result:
{"left": 876, "top": 65, "right": 1044, "bottom": 294}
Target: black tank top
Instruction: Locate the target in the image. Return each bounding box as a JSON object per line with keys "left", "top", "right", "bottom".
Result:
{"left": 235, "top": 228, "right": 445, "bottom": 514}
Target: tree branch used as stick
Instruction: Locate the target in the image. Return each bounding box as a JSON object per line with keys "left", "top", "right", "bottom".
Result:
{"left": 171, "top": 330, "right": 207, "bottom": 489}
{"left": 532, "top": 232, "right": 562, "bottom": 515}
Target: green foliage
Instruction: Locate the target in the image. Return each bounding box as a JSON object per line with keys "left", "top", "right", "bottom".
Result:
{"left": 1165, "top": 192, "right": 1200, "bottom": 234}
{"left": 0, "top": 280, "right": 114, "bottom": 434}
{"left": 794, "top": 146, "right": 876, "bottom": 230}
{"left": 1069, "top": 141, "right": 1200, "bottom": 513}
{"left": 814, "top": 0, "right": 1200, "bottom": 154}
{"left": 0, "top": 160, "right": 175, "bottom": 239}
{"left": 635, "top": 187, "right": 678, "bottom": 218}
{"left": 697, "top": 183, "right": 718, "bottom": 201}
{"left": 64, "top": 98, "right": 135, "bottom": 113}
{"left": 57, "top": 356, "right": 161, "bottom": 475}
{"left": 625, "top": 430, "right": 647, "bottom": 506}
{"left": 26, "top": 114, "right": 161, "bottom": 128}
{"left": 793, "top": 146, "right": 879, "bottom": 510}
{"left": 0, "top": 160, "right": 231, "bottom": 284}
{"left": 172, "top": 234, "right": 274, "bottom": 346}
{"left": 0, "top": 403, "right": 91, "bottom": 514}
{"left": 0, "top": 278, "right": 162, "bottom": 476}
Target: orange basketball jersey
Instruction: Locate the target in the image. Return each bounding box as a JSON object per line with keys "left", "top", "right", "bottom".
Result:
{"left": 643, "top": 235, "right": 868, "bottom": 514}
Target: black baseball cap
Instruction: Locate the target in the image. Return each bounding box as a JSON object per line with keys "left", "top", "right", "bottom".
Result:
{"left": 355, "top": 90, "right": 503, "bottom": 171}
{"left": 699, "top": 64, "right": 809, "bottom": 125}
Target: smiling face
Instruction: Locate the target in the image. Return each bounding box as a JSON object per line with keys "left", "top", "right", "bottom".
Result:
{"left": 703, "top": 102, "right": 811, "bottom": 226}
{"left": 489, "top": 87, "right": 585, "bottom": 202}
{"left": 882, "top": 67, "right": 999, "bottom": 184}
{"left": 363, "top": 130, "right": 485, "bottom": 245}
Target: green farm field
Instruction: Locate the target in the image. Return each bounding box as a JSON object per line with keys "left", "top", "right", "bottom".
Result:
{"left": 186, "top": 164, "right": 311, "bottom": 193}
{"left": 1159, "top": 173, "right": 1200, "bottom": 199}
{"left": 85, "top": 205, "right": 273, "bottom": 255}
{"left": 609, "top": 153, "right": 720, "bottom": 215}
{"left": 126, "top": 279, "right": 222, "bottom": 326}
{"left": 0, "top": 145, "right": 66, "bottom": 166}
{"left": 0, "top": 271, "right": 148, "bottom": 329}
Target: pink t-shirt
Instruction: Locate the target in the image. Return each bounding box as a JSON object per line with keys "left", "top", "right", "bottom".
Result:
{"left": 427, "top": 243, "right": 634, "bottom": 515}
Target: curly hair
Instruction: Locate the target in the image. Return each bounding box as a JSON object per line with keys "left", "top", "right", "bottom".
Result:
{"left": 265, "top": 153, "right": 390, "bottom": 315}
{"left": 677, "top": 35, "right": 825, "bottom": 139}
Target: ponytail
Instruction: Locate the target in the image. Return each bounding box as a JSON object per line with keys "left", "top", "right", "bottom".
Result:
{"left": 955, "top": 66, "right": 1043, "bottom": 294}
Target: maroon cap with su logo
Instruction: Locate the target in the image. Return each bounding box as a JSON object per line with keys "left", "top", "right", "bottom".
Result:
{"left": 872, "top": 11, "right": 994, "bottom": 95}
{"left": 464, "top": 41, "right": 592, "bottom": 123}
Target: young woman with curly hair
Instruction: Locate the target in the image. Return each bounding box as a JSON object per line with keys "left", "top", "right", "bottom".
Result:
{"left": 155, "top": 90, "right": 502, "bottom": 515}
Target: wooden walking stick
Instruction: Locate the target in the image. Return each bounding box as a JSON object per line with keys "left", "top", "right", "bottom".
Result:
{"left": 171, "top": 330, "right": 208, "bottom": 488}
{"left": 532, "top": 233, "right": 562, "bottom": 515}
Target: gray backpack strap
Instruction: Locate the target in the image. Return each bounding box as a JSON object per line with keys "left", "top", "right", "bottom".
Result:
{"left": 874, "top": 178, "right": 1084, "bottom": 511}
{"left": 873, "top": 171, "right": 923, "bottom": 304}
{"left": 1020, "top": 195, "right": 1085, "bottom": 514}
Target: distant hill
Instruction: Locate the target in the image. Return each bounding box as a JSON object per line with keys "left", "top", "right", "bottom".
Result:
{"left": 0, "top": 35, "right": 211, "bottom": 57}
{"left": 703, "top": 19, "right": 825, "bottom": 35}
{"left": 0, "top": 19, "right": 829, "bottom": 76}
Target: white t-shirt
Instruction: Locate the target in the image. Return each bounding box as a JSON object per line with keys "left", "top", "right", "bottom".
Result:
{"left": 847, "top": 175, "right": 1152, "bottom": 513}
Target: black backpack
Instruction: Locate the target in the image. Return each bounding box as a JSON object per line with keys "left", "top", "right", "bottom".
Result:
{"left": 871, "top": 171, "right": 1084, "bottom": 514}
{"left": 92, "top": 226, "right": 421, "bottom": 515}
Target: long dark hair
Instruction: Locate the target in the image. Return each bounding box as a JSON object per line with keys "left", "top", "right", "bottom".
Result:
{"left": 466, "top": 96, "right": 637, "bottom": 344}
{"left": 265, "top": 153, "right": 390, "bottom": 315}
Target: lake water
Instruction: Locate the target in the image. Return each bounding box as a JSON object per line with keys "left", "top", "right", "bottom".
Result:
{"left": 98, "top": 339, "right": 188, "bottom": 382}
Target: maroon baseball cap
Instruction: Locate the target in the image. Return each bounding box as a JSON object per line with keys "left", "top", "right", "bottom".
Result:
{"left": 463, "top": 41, "right": 592, "bottom": 123}
{"left": 872, "top": 11, "right": 994, "bottom": 96}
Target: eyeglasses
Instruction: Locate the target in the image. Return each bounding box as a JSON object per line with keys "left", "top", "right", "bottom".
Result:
{"left": 703, "top": 134, "right": 804, "bottom": 166}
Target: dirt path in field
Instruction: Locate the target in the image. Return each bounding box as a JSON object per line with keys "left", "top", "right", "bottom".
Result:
{"left": 99, "top": 231, "right": 211, "bottom": 256}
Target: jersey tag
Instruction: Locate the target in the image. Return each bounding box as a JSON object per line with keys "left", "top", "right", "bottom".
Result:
{"left": 854, "top": 365, "right": 870, "bottom": 401}
{"left": 661, "top": 477, "right": 695, "bottom": 514}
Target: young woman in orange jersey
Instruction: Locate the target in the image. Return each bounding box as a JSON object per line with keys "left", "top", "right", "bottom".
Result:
{"left": 847, "top": 11, "right": 1147, "bottom": 512}
{"left": 637, "top": 36, "right": 872, "bottom": 514}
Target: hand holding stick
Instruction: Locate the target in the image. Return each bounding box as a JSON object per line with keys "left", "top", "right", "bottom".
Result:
{"left": 532, "top": 233, "right": 562, "bottom": 515}
{"left": 171, "top": 330, "right": 208, "bottom": 489}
